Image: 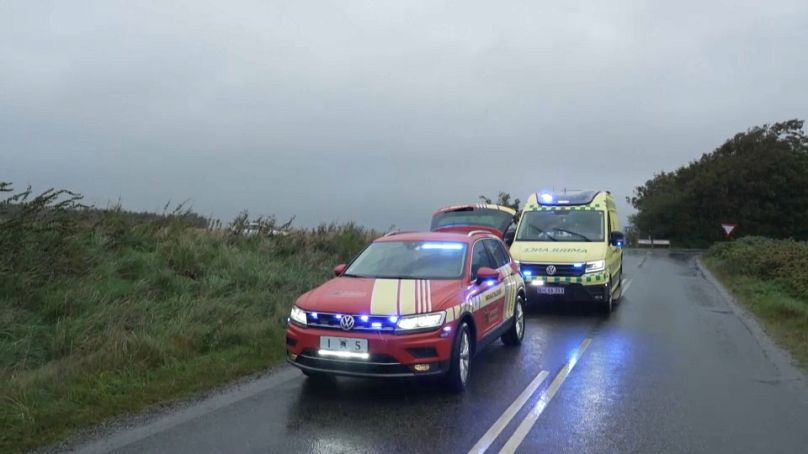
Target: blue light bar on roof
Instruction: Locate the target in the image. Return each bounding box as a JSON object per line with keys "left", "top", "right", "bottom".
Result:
{"left": 421, "top": 242, "right": 464, "bottom": 250}
{"left": 540, "top": 193, "right": 554, "bottom": 203}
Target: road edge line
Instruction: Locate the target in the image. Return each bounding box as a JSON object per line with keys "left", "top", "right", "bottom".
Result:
{"left": 72, "top": 367, "right": 301, "bottom": 454}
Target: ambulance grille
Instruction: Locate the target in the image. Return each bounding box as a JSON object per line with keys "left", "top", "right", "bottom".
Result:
{"left": 520, "top": 263, "right": 585, "bottom": 277}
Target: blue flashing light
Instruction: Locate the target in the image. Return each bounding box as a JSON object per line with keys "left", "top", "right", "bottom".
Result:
{"left": 311, "top": 312, "right": 318, "bottom": 319}
{"left": 360, "top": 315, "right": 369, "bottom": 322}
{"left": 442, "top": 326, "right": 452, "bottom": 332}
{"left": 523, "top": 270, "right": 533, "bottom": 276}
{"left": 334, "top": 314, "right": 342, "bottom": 319}
{"left": 421, "top": 242, "right": 464, "bottom": 250}
{"left": 388, "top": 316, "right": 399, "bottom": 323}
{"left": 540, "top": 193, "right": 554, "bottom": 203}
{"left": 372, "top": 322, "right": 382, "bottom": 328}
{"left": 484, "top": 279, "right": 496, "bottom": 286}
{"left": 573, "top": 263, "right": 584, "bottom": 268}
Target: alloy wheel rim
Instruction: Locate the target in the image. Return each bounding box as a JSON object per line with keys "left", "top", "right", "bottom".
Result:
{"left": 459, "top": 331, "right": 470, "bottom": 383}
{"left": 515, "top": 301, "right": 524, "bottom": 338}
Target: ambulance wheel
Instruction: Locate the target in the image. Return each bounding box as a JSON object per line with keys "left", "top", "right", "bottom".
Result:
{"left": 502, "top": 295, "right": 525, "bottom": 346}
{"left": 601, "top": 278, "right": 614, "bottom": 315}
{"left": 445, "top": 322, "right": 471, "bottom": 393}
{"left": 613, "top": 267, "right": 624, "bottom": 304}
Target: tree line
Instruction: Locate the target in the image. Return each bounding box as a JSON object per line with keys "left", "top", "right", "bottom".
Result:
{"left": 628, "top": 119, "right": 808, "bottom": 246}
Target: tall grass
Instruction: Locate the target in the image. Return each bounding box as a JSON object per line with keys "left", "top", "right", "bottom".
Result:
{"left": 0, "top": 183, "right": 377, "bottom": 452}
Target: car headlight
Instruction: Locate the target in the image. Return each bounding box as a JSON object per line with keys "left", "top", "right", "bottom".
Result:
{"left": 290, "top": 306, "right": 307, "bottom": 326}
{"left": 586, "top": 260, "right": 605, "bottom": 273}
{"left": 396, "top": 311, "right": 445, "bottom": 332}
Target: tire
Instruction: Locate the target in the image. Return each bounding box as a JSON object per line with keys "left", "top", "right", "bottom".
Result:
{"left": 502, "top": 294, "right": 526, "bottom": 346}
{"left": 601, "top": 278, "right": 614, "bottom": 314}
{"left": 445, "top": 322, "right": 472, "bottom": 393}
{"left": 613, "top": 267, "right": 623, "bottom": 304}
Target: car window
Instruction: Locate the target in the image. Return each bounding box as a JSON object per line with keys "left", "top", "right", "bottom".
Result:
{"left": 484, "top": 239, "right": 510, "bottom": 268}
{"left": 471, "top": 241, "right": 498, "bottom": 278}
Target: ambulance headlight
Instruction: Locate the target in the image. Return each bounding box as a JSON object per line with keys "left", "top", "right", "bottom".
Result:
{"left": 396, "top": 311, "right": 445, "bottom": 332}
{"left": 290, "top": 306, "right": 307, "bottom": 326}
{"left": 585, "top": 260, "right": 606, "bottom": 273}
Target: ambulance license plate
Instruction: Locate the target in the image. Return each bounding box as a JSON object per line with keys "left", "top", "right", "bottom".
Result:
{"left": 537, "top": 286, "right": 565, "bottom": 295}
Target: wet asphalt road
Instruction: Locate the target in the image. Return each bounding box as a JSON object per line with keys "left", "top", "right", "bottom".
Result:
{"left": 73, "top": 250, "right": 808, "bottom": 454}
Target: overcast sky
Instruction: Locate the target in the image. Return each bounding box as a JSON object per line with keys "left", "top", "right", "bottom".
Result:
{"left": 2, "top": 0, "right": 807, "bottom": 230}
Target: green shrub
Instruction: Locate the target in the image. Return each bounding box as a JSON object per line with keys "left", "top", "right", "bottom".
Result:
{"left": 706, "top": 236, "right": 808, "bottom": 300}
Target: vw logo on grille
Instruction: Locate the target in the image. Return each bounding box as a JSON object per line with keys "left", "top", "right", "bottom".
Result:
{"left": 545, "top": 265, "right": 557, "bottom": 276}
{"left": 340, "top": 315, "right": 355, "bottom": 331}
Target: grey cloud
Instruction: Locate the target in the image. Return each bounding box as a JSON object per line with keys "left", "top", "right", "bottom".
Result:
{"left": 2, "top": 0, "right": 807, "bottom": 229}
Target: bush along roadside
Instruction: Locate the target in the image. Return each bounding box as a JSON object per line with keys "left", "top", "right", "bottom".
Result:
{"left": 704, "top": 236, "right": 808, "bottom": 370}
{"left": 0, "top": 182, "right": 377, "bottom": 453}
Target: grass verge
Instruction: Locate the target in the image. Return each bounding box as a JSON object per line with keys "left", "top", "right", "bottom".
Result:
{"left": 0, "top": 184, "right": 376, "bottom": 452}
{"left": 703, "top": 254, "right": 808, "bottom": 371}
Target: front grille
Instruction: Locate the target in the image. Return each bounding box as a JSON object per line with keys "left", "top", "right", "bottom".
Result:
{"left": 305, "top": 311, "right": 397, "bottom": 332}
{"left": 520, "top": 263, "right": 585, "bottom": 277}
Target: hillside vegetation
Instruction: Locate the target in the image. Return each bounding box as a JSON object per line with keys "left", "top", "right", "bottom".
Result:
{"left": 629, "top": 120, "right": 808, "bottom": 246}
{"left": 0, "top": 182, "right": 375, "bottom": 452}
{"left": 705, "top": 237, "right": 808, "bottom": 368}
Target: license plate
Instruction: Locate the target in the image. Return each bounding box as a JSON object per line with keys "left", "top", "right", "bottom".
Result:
{"left": 320, "top": 336, "right": 368, "bottom": 353}
{"left": 537, "top": 286, "right": 565, "bottom": 295}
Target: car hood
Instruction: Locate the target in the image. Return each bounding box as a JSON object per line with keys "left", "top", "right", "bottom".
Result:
{"left": 297, "top": 277, "right": 463, "bottom": 316}
{"left": 509, "top": 241, "right": 607, "bottom": 263}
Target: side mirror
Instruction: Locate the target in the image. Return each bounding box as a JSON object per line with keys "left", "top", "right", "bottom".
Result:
{"left": 610, "top": 231, "right": 625, "bottom": 248}
{"left": 503, "top": 229, "right": 516, "bottom": 246}
{"left": 475, "top": 267, "right": 501, "bottom": 285}
{"left": 334, "top": 264, "right": 347, "bottom": 276}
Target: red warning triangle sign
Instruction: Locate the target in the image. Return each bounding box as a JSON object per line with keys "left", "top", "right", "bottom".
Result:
{"left": 721, "top": 223, "right": 737, "bottom": 237}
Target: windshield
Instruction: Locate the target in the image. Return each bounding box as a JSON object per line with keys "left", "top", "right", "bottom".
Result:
{"left": 344, "top": 241, "right": 468, "bottom": 279}
{"left": 431, "top": 208, "right": 513, "bottom": 233}
{"left": 516, "top": 210, "right": 605, "bottom": 242}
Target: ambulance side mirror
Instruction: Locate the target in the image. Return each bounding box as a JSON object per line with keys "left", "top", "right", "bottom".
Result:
{"left": 503, "top": 229, "right": 516, "bottom": 246}
{"left": 610, "top": 231, "right": 625, "bottom": 248}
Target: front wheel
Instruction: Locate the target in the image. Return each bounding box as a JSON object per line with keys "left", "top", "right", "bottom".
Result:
{"left": 445, "top": 322, "right": 471, "bottom": 393}
{"left": 601, "top": 279, "right": 614, "bottom": 314}
{"left": 502, "top": 294, "right": 526, "bottom": 346}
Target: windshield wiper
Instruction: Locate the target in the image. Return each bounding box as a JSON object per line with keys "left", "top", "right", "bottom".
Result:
{"left": 552, "top": 228, "right": 591, "bottom": 242}
{"left": 519, "top": 226, "right": 556, "bottom": 241}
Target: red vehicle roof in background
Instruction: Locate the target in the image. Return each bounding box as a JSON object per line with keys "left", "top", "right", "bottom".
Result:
{"left": 431, "top": 203, "right": 517, "bottom": 216}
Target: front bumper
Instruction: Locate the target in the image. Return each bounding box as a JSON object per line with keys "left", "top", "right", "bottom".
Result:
{"left": 286, "top": 323, "right": 454, "bottom": 378}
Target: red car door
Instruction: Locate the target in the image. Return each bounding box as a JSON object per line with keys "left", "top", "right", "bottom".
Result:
{"left": 469, "top": 240, "right": 507, "bottom": 336}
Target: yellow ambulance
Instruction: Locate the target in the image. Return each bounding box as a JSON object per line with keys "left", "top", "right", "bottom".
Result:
{"left": 509, "top": 190, "right": 625, "bottom": 313}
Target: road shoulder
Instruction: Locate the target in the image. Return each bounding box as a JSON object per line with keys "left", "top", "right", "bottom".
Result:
{"left": 696, "top": 257, "right": 806, "bottom": 386}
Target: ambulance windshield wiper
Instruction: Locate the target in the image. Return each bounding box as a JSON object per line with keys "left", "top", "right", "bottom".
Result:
{"left": 552, "top": 228, "right": 591, "bottom": 242}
